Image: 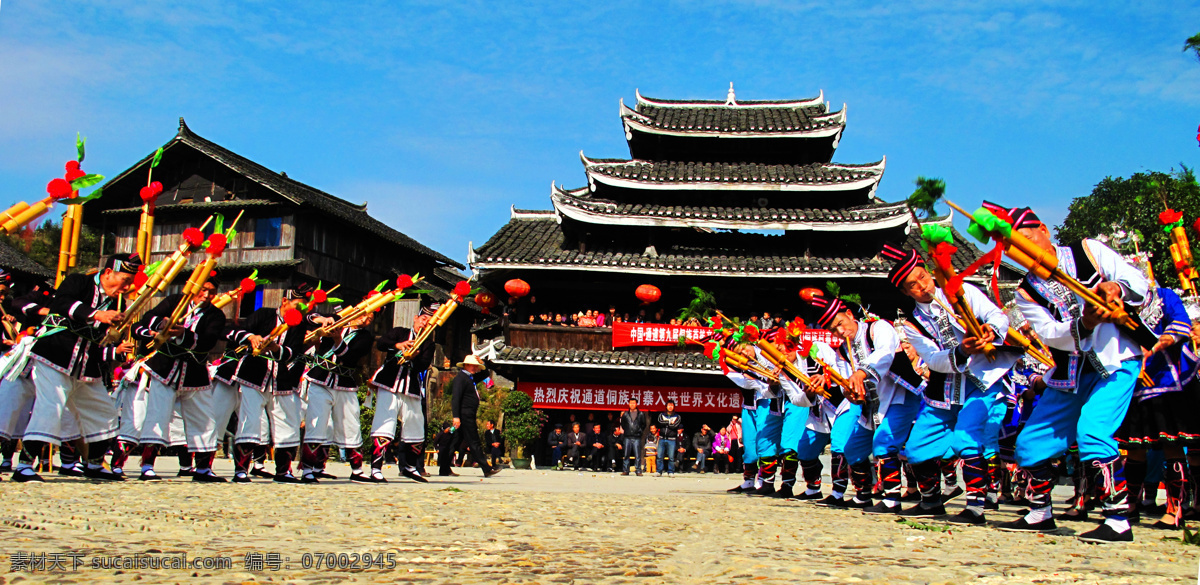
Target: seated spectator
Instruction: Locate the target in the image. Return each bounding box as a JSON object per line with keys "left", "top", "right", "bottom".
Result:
{"left": 566, "top": 423, "right": 587, "bottom": 470}
{"left": 547, "top": 425, "right": 566, "bottom": 470}
{"left": 587, "top": 423, "right": 608, "bottom": 471}
{"left": 608, "top": 426, "right": 624, "bottom": 472}
{"left": 595, "top": 310, "right": 606, "bottom": 327}
{"left": 653, "top": 308, "right": 666, "bottom": 323}
{"left": 692, "top": 425, "right": 713, "bottom": 474}
{"left": 669, "top": 318, "right": 681, "bottom": 326}
{"left": 712, "top": 427, "right": 731, "bottom": 474}
{"left": 635, "top": 309, "right": 646, "bottom": 323}
{"left": 644, "top": 426, "right": 660, "bottom": 474}
{"left": 673, "top": 428, "right": 689, "bottom": 472}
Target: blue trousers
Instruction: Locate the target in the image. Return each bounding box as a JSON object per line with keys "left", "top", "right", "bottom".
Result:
{"left": 741, "top": 406, "right": 757, "bottom": 464}
{"left": 906, "top": 381, "right": 1005, "bottom": 465}
{"left": 753, "top": 399, "right": 783, "bottom": 459}
{"left": 1016, "top": 360, "right": 1139, "bottom": 467}
{"left": 658, "top": 438, "right": 677, "bottom": 473}
{"left": 780, "top": 401, "right": 808, "bottom": 455}
{"left": 796, "top": 426, "right": 830, "bottom": 461}
{"left": 830, "top": 403, "right": 872, "bottom": 465}
{"left": 872, "top": 391, "right": 922, "bottom": 458}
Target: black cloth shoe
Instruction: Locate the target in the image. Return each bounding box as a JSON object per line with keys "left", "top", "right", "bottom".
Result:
{"left": 1061, "top": 507, "right": 1089, "bottom": 522}
{"left": 58, "top": 465, "right": 84, "bottom": 477}
{"left": 349, "top": 473, "right": 374, "bottom": 483}
{"left": 947, "top": 509, "right": 986, "bottom": 525}
{"left": 300, "top": 473, "right": 319, "bottom": 484}
{"left": 1140, "top": 503, "right": 1166, "bottom": 516}
{"left": 250, "top": 467, "right": 274, "bottom": 478}
{"left": 273, "top": 473, "right": 301, "bottom": 483}
{"left": 192, "top": 472, "right": 226, "bottom": 483}
{"left": 84, "top": 467, "right": 124, "bottom": 481}
{"left": 177, "top": 468, "right": 195, "bottom": 477}
{"left": 232, "top": 474, "right": 251, "bottom": 483}
{"left": 314, "top": 471, "right": 337, "bottom": 479}
{"left": 844, "top": 498, "right": 874, "bottom": 509}
{"left": 816, "top": 495, "right": 848, "bottom": 508}
{"left": 901, "top": 491, "right": 922, "bottom": 502}
{"left": 484, "top": 468, "right": 502, "bottom": 478}
{"left": 767, "top": 485, "right": 795, "bottom": 499}
{"left": 0, "top": 461, "right": 13, "bottom": 473}
{"left": 984, "top": 499, "right": 1000, "bottom": 511}
{"left": 897, "top": 504, "right": 947, "bottom": 518}
{"left": 401, "top": 469, "right": 429, "bottom": 483}
{"left": 941, "top": 486, "right": 964, "bottom": 503}
{"left": 12, "top": 470, "right": 44, "bottom": 482}
{"left": 795, "top": 490, "right": 823, "bottom": 501}
{"left": 1077, "top": 523, "right": 1133, "bottom": 543}
{"left": 750, "top": 484, "right": 776, "bottom": 497}
{"left": 138, "top": 471, "right": 162, "bottom": 481}
{"left": 996, "top": 516, "right": 1058, "bottom": 533}
{"left": 862, "top": 502, "right": 900, "bottom": 515}
{"left": 1150, "top": 520, "right": 1181, "bottom": 530}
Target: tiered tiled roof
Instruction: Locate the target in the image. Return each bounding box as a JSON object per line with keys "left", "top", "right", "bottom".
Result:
{"left": 551, "top": 185, "right": 908, "bottom": 231}
{"left": 471, "top": 213, "right": 988, "bottom": 278}
{"left": 492, "top": 346, "right": 721, "bottom": 374}
{"left": 0, "top": 239, "right": 52, "bottom": 280}
{"left": 581, "top": 156, "right": 883, "bottom": 192}
{"left": 622, "top": 89, "right": 844, "bottom": 137}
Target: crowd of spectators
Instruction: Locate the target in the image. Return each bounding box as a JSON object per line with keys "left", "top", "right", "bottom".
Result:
{"left": 513, "top": 301, "right": 797, "bottom": 331}
{"left": 543, "top": 398, "right": 743, "bottom": 475}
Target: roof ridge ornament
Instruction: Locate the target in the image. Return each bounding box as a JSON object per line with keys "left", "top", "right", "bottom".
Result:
{"left": 726, "top": 82, "right": 737, "bottom": 106}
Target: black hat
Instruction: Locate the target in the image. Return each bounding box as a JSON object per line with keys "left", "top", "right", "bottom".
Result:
{"left": 105, "top": 253, "right": 143, "bottom": 275}
{"left": 880, "top": 244, "right": 926, "bottom": 288}
{"left": 285, "top": 282, "right": 314, "bottom": 300}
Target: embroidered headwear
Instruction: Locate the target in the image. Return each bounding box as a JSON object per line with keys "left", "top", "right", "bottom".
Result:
{"left": 798, "top": 288, "right": 846, "bottom": 329}
{"left": 880, "top": 244, "right": 924, "bottom": 288}
{"left": 105, "top": 253, "right": 143, "bottom": 275}
{"left": 981, "top": 200, "right": 1042, "bottom": 230}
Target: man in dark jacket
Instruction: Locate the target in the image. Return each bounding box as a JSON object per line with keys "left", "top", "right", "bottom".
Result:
{"left": 607, "top": 426, "right": 624, "bottom": 472}
{"left": 15, "top": 253, "right": 139, "bottom": 482}
{"left": 547, "top": 425, "right": 565, "bottom": 469}
{"left": 131, "top": 278, "right": 226, "bottom": 481}
{"left": 565, "top": 422, "right": 587, "bottom": 470}
{"left": 587, "top": 422, "right": 608, "bottom": 471}
{"left": 483, "top": 420, "right": 503, "bottom": 469}
{"left": 620, "top": 398, "right": 648, "bottom": 476}
{"left": 693, "top": 425, "right": 714, "bottom": 474}
{"left": 448, "top": 354, "right": 498, "bottom": 478}
{"left": 434, "top": 422, "right": 456, "bottom": 475}
{"left": 656, "top": 400, "right": 683, "bottom": 476}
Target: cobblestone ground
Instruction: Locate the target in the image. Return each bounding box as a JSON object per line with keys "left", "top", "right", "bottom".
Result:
{"left": 0, "top": 460, "right": 1195, "bottom": 584}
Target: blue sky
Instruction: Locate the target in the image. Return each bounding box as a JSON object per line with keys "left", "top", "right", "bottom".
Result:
{"left": 1, "top": 1, "right": 1197, "bottom": 267}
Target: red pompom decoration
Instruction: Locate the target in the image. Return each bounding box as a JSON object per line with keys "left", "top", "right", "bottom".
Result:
{"left": 283, "top": 308, "right": 303, "bottom": 327}
{"left": 453, "top": 281, "right": 471, "bottom": 298}
{"left": 133, "top": 267, "right": 148, "bottom": 289}
{"left": 1159, "top": 208, "right": 1183, "bottom": 226}
{"left": 504, "top": 279, "right": 530, "bottom": 299}
{"left": 798, "top": 288, "right": 824, "bottom": 302}
{"left": 65, "top": 160, "right": 80, "bottom": 172}
{"left": 365, "top": 290, "right": 380, "bottom": 299}
{"left": 239, "top": 278, "right": 257, "bottom": 294}
{"left": 139, "top": 181, "right": 163, "bottom": 203}
{"left": 46, "top": 178, "right": 73, "bottom": 199}
{"left": 309, "top": 289, "right": 327, "bottom": 304}
{"left": 635, "top": 284, "right": 661, "bottom": 304}
{"left": 64, "top": 168, "right": 85, "bottom": 182}
{"left": 182, "top": 227, "right": 205, "bottom": 248}
{"left": 743, "top": 323, "right": 760, "bottom": 342}
{"left": 395, "top": 274, "right": 414, "bottom": 290}
{"left": 474, "top": 291, "right": 496, "bottom": 315}
{"left": 205, "top": 233, "right": 227, "bottom": 257}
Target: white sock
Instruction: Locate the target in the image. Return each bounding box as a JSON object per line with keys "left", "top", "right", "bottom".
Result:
{"left": 739, "top": 479, "right": 754, "bottom": 489}
{"left": 853, "top": 496, "right": 870, "bottom": 504}
{"left": 942, "top": 484, "right": 957, "bottom": 495}
{"left": 196, "top": 468, "right": 212, "bottom": 475}
{"left": 986, "top": 492, "right": 999, "bottom": 504}
{"left": 1104, "top": 518, "right": 1131, "bottom": 532}
{"left": 112, "top": 467, "right": 123, "bottom": 474}
{"left": 234, "top": 471, "right": 247, "bottom": 478}
{"left": 832, "top": 490, "right": 845, "bottom": 499}
{"left": 86, "top": 462, "right": 103, "bottom": 470}
{"left": 1024, "top": 505, "right": 1053, "bottom": 524}
{"left": 805, "top": 488, "right": 821, "bottom": 495}
{"left": 16, "top": 466, "right": 35, "bottom": 475}
{"left": 883, "top": 498, "right": 899, "bottom": 508}
{"left": 966, "top": 503, "right": 984, "bottom": 515}
{"left": 141, "top": 466, "right": 156, "bottom": 475}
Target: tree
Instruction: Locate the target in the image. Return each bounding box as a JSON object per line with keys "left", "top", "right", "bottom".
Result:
{"left": 675, "top": 286, "right": 717, "bottom": 323}
{"left": 1056, "top": 166, "right": 1200, "bottom": 287}
{"left": 1185, "top": 32, "right": 1200, "bottom": 63}
{"left": 0, "top": 218, "right": 101, "bottom": 276}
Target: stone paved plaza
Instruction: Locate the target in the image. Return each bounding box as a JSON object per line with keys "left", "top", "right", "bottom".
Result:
{"left": 0, "top": 460, "right": 1195, "bottom": 584}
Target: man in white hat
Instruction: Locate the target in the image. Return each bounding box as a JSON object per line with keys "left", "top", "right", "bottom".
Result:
{"left": 450, "top": 354, "right": 500, "bottom": 478}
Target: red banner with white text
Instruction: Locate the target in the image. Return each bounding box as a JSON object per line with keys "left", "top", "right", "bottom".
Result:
{"left": 516, "top": 381, "right": 741, "bottom": 412}
{"left": 611, "top": 322, "right": 840, "bottom": 348}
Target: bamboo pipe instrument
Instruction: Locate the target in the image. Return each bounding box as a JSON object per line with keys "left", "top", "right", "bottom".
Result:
{"left": 249, "top": 284, "right": 341, "bottom": 356}
{"left": 396, "top": 299, "right": 457, "bottom": 365}
{"left": 145, "top": 258, "right": 216, "bottom": 353}
{"left": 0, "top": 197, "right": 56, "bottom": 235}
{"left": 303, "top": 291, "right": 395, "bottom": 345}
{"left": 928, "top": 264, "right": 997, "bottom": 361}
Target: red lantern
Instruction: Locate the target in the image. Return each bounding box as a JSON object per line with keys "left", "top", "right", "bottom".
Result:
{"left": 635, "top": 284, "right": 661, "bottom": 305}
{"left": 474, "top": 291, "right": 497, "bottom": 315}
{"left": 504, "top": 279, "right": 530, "bottom": 300}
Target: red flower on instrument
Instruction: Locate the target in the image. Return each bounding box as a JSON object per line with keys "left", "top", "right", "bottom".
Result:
{"left": 239, "top": 278, "right": 257, "bottom": 294}
{"left": 453, "top": 281, "right": 471, "bottom": 298}
{"left": 309, "top": 289, "right": 328, "bottom": 305}
{"left": 365, "top": 290, "right": 380, "bottom": 300}
{"left": 742, "top": 322, "right": 760, "bottom": 342}
{"left": 1159, "top": 208, "right": 1183, "bottom": 226}
{"left": 800, "top": 339, "right": 814, "bottom": 357}
{"left": 65, "top": 160, "right": 80, "bottom": 173}
{"left": 65, "top": 168, "right": 85, "bottom": 182}
{"left": 182, "top": 227, "right": 205, "bottom": 248}
{"left": 395, "top": 274, "right": 414, "bottom": 290}
{"left": 205, "top": 233, "right": 227, "bottom": 257}
{"left": 133, "top": 267, "right": 148, "bottom": 289}
{"left": 283, "top": 308, "right": 304, "bottom": 327}
{"left": 139, "top": 181, "right": 163, "bottom": 203}
{"left": 46, "top": 178, "right": 73, "bottom": 199}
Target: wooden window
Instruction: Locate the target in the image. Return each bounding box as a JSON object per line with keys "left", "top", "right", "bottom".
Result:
{"left": 255, "top": 217, "right": 282, "bottom": 247}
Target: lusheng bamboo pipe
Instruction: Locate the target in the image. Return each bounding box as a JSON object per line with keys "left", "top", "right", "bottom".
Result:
{"left": 304, "top": 291, "right": 396, "bottom": 345}
{"left": 0, "top": 197, "right": 55, "bottom": 234}
{"left": 249, "top": 284, "right": 341, "bottom": 356}
{"left": 145, "top": 258, "right": 217, "bottom": 353}
{"left": 930, "top": 294, "right": 997, "bottom": 362}
{"left": 55, "top": 205, "right": 78, "bottom": 287}
{"left": 754, "top": 339, "right": 832, "bottom": 399}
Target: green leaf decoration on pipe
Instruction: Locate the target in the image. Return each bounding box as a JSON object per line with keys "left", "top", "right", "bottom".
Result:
{"left": 327, "top": 297, "right": 343, "bottom": 304}
{"left": 920, "top": 224, "right": 955, "bottom": 252}
{"left": 69, "top": 174, "right": 104, "bottom": 191}
{"left": 212, "top": 213, "right": 225, "bottom": 235}
{"left": 151, "top": 147, "right": 163, "bottom": 169}
{"left": 374, "top": 280, "right": 388, "bottom": 292}
{"left": 76, "top": 133, "right": 85, "bottom": 162}
{"left": 73, "top": 187, "right": 104, "bottom": 204}
{"left": 965, "top": 208, "right": 1013, "bottom": 244}
{"left": 144, "top": 259, "right": 166, "bottom": 276}
{"left": 907, "top": 177, "right": 946, "bottom": 219}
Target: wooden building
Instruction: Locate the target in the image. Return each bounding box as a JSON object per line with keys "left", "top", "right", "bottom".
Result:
{"left": 81, "top": 118, "right": 480, "bottom": 363}
{"left": 470, "top": 87, "right": 1016, "bottom": 425}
